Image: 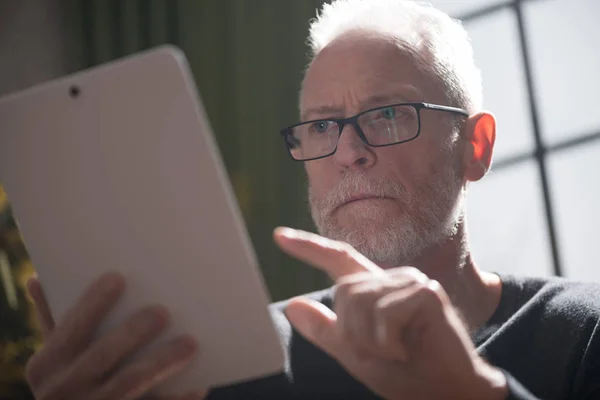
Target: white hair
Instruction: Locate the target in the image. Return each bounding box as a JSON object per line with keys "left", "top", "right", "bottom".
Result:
{"left": 306, "top": 0, "right": 483, "bottom": 113}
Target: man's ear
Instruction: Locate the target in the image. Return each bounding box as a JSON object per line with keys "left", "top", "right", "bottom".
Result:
{"left": 461, "top": 112, "right": 496, "bottom": 183}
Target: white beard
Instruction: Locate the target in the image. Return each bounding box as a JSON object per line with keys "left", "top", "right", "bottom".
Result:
{"left": 309, "top": 162, "right": 465, "bottom": 267}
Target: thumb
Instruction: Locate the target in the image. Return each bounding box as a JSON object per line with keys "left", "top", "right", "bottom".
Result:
{"left": 285, "top": 297, "right": 343, "bottom": 359}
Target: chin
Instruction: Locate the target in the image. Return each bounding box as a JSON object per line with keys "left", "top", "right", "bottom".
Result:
{"left": 335, "top": 200, "right": 403, "bottom": 227}
{"left": 317, "top": 208, "right": 458, "bottom": 267}
{"left": 319, "top": 214, "right": 421, "bottom": 267}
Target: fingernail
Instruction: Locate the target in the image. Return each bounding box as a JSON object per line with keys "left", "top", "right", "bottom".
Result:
{"left": 276, "top": 227, "right": 298, "bottom": 238}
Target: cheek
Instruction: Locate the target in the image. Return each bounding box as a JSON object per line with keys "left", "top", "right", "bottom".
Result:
{"left": 305, "top": 159, "right": 339, "bottom": 198}
{"left": 375, "top": 146, "right": 425, "bottom": 192}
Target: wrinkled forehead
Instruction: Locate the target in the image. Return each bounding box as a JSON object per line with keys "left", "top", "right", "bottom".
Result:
{"left": 300, "top": 31, "right": 445, "bottom": 118}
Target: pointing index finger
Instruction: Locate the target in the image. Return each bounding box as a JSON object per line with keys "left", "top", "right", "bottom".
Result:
{"left": 273, "top": 227, "right": 384, "bottom": 280}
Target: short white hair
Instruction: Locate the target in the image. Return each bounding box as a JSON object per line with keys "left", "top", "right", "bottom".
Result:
{"left": 306, "top": 0, "right": 483, "bottom": 113}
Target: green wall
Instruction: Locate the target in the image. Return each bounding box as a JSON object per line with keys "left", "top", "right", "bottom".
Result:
{"left": 0, "top": 1, "right": 329, "bottom": 396}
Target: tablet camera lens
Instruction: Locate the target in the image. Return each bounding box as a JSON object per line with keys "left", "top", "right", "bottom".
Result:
{"left": 69, "top": 85, "right": 81, "bottom": 98}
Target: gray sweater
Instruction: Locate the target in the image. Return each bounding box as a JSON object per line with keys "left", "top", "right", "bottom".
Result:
{"left": 207, "top": 274, "right": 600, "bottom": 399}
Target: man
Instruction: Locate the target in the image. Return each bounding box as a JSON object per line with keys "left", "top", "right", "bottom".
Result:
{"left": 24, "top": 0, "right": 600, "bottom": 399}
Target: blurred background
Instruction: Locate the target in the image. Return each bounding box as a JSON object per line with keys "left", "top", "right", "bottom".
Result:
{"left": 0, "top": 0, "right": 598, "bottom": 398}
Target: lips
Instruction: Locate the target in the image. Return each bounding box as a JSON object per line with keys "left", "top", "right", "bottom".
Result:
{"left": 345, "top": 195, "right": 378, "bottom": 204}
{"left": 337, "top": 194, "right": 391, "bottom": 209}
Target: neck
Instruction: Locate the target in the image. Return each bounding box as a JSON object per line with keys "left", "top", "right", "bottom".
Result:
{"left": 381, "top": 221, "right": 502, "bottom": 333}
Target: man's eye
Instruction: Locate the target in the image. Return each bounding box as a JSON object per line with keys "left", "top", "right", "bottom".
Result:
{"left": 311, "top": 121, "right": 332, "bottom": 133}
{"left": 381, "top": 107, "right": 396, "bottom": 119}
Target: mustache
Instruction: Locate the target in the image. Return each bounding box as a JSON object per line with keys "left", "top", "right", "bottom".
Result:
{"left": 310, "top": 173, "right": 408, "bottom": 212}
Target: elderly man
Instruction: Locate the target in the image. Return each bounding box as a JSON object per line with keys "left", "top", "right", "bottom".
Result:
{"left": 24, "top": 0, "right": 600, "bottom": 399}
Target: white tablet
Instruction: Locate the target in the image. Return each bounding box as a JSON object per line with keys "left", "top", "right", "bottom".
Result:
{"left": 0, "top": 46, "right": 284, "bottom": 394}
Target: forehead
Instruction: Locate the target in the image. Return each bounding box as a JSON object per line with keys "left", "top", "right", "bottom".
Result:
{"left": 301, "top": 32, "right": 442, "bottom": 117}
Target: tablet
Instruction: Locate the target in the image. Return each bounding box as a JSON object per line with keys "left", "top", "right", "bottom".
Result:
{"left": 0, "top": 46, "right": 284, "bottom": 394}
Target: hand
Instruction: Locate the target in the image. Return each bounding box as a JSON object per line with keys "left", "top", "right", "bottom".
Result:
{"left": 274, "top": 227, "right": 508, "bottom": 400}
{"left": 25, "top": 272, "right": 207, "bottom": 400}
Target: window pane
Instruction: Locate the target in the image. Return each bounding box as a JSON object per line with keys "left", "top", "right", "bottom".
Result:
{"left": 523, "top": 0, "right": 600, "bottom": 144}
{"left": 427, "top": 0, "right": 508, "bottom": 18}
{"left": 464, "top": 9, "right": 535, "bottom": 161}
{"left": 548, "top": 141, "right": 600, "bottom": 281}
{"left": 466, "top": 160, "right": 553, "bottom": 277}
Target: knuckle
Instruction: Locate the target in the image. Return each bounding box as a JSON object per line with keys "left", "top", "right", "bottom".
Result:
{"left": 334, "top": 280, "right": 370, "bottom": 307}
{"left": 346, "top": 285, "right": 365, "bottom": 300}
{"left": 348, "top": 281, "right": 381, "bottom": 305}
{"left": 337, "top": 271, "right": 374, "bottom": 286}
{"left": 334, "top": 280, "right": 354, "bottom": 299}
{"left": 403, "top": 265, "right": 423, "bottom": 277}
{"left": 393, "top": 266, "right": 428, "bottom": 282}
{"left": 415, "top": 281, "right": 444, "bottom": 306}
{"left": 344, "top": 289, "right": 363, "bottom": 313}
{"left": 428, "top": 279, "right": 450, "bottom": 304}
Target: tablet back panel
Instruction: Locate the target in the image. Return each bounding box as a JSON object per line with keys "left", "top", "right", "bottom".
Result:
{"left": 0, "top": 46, "right": 284, "bottom": 393}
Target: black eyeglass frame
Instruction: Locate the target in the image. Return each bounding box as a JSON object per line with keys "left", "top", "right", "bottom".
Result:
{"left": 280, "top": 102, "right": 469, "bottom": 161}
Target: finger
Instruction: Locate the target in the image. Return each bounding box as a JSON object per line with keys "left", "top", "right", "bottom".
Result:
{"left": 332, "top": 267, "right": 424, "bottom": 312}
{"left": 335, "top": 271, "right": 379, "bottom": 287}
{"left": 273, "top": 227, "right": 384, "bottom": 280}
{"left": 335, "top": 281, "right": 379, "bottom": 354}
{"left": 332, "top": 271, "right": 374, "bottom": 308}
{"left": 48, "top": 271, "right": 126, "bottom": 362}
{"left": 374, "top": 280, "right": 445, "bottom": 362}
{"left": 71, "top": 305, "right": 171, "bottom": 383}
{"left": 285, "top": 297, "right": 346, "bottom": 361}
{"left": 336, "top": 278, "right": 420, "bottom": 358}
{"left": 27, "top": 277, "right": 55, "bottom": 339}
{"left": 95, "top": 335, "right": 198, "bottom": 400}
{"left": 386, "top": 266, "right": 430, "bottom": 284}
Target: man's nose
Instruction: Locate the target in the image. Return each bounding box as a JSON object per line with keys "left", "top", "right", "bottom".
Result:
{"left": 333, "top": 123, "right": 376, "bottom": 169}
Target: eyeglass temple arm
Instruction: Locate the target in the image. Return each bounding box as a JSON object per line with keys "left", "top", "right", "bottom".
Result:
{"left": 422, "top": 102, "right": 469, "bottom": 116}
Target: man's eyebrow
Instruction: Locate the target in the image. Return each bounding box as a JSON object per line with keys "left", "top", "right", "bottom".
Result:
{"left": 301, "top": 86, "right": 423, "bottom": 121}
{"left": 301, "top": 105, "right": 345, "bottom": 121}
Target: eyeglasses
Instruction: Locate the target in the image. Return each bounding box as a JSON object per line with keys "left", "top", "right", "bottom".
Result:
{"left": 280, "top": 102, "right": 468, "bottom": 161}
